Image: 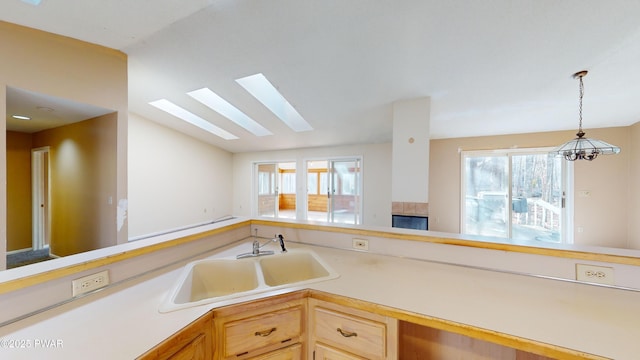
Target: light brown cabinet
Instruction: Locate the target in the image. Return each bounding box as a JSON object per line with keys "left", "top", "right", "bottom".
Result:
{"left": 246, "top": 343, "right": 302, "bottom": 360}
{"left": 314, "top": 343, "right": 365, "bottom": 360}
{"left": 212, "top": 292, "right": 306, "bottom": 360}
{"left": 308, "top": 298, "right": 398, "bottom": 360}
{"left": 141, "top": 291, "right": 571, "bottom": 360}
{"left": 138, "top": 312, "right": 213, "bottom": 360}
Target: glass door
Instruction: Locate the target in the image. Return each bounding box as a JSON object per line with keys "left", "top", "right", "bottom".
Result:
{"left": 511, "top": 153, "right": 564, "bottom": 242}
{"left": 462, "top": 154, "right": 509, "bottom": 237}
{"left": 256, "top": 163, "right": 278, "bottom": 218}
{"left": 328, "top": 159, "right": 361, "bottom": 225}
{"left": 255, "top": 162, "right": 296, "bottom": 219}
{"left": 462, "top": 149, "right": 567, "bottom": 243}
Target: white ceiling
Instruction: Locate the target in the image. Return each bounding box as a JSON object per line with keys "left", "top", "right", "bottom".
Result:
{"left": 3, "top": 0, "right": 640, "bottom": 153}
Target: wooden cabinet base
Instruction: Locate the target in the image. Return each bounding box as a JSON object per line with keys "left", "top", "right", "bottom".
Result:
{"left": 138, "top": 313, "right": 213, "bottom": 360}
{"left": 399, "top": 321, "right": 554, "bottom": 360}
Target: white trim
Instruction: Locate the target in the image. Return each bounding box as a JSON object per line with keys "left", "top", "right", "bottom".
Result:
{"left": 6, "top": 247, "right": 34, "bottom": 255}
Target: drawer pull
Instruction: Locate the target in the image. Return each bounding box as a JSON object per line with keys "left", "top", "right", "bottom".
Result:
{"left": 337, "top": 328, "right": 358, "bottom": 338}
{"left": 254, "top": 327, "right": 277, "bottom": 337}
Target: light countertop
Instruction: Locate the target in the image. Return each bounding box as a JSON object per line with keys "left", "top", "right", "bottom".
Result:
{"left": 1, "top": 240, "right": 638, "bottom": 359}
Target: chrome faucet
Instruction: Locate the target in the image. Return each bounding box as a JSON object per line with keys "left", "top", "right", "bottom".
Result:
{"left": 236, "top": 232, "right": 286, "bottom": 259}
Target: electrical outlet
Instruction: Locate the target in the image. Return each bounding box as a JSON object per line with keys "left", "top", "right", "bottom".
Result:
{"left": 576, "top": 264, "right": 614, "bottom": 285}
{"left": 72, "top": 270, "right": 110, "bottom": 296}
{"left": 352, "top": 238, "right": 369, "bottom": 251}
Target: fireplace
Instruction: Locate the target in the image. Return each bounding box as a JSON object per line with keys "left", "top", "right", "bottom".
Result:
{"left": 392, "top": 215, "right": 428, "bottom": 230}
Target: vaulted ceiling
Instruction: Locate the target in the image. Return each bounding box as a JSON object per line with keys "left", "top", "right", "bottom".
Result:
{"left": 3, "top": 0, "right": 640, "bottom": 153}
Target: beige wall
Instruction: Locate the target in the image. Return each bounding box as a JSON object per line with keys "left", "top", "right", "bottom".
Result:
{"left": 127, "top": 114, "right": 234, "bottom": 238}
{"left": 6, "top": 131, "right": 33, "bottom": 251}
{"left": 31, "top": 114, "right": 117, "bottom": 256}
{"left": 1, "top": 21, "right": 128, "bottom": 268}
{"left": 429, "top": 126, "right": 633, "bottom": 248}
{"left": 629, "top": 122, "right": 640, "bottom": 249}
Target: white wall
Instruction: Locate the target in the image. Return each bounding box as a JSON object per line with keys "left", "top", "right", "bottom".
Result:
{"left": 232, "top": 143, "right": 393, "bottom": 227}
{"left": 392, "top": 97, "right": 430, "bottom": 203}
{"left": 127, "top": 114, "right": 234, "bottom": 238}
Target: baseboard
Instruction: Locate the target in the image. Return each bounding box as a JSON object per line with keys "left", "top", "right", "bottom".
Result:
{"left": 6, "top": 248, "right": 34, "bottom": 256}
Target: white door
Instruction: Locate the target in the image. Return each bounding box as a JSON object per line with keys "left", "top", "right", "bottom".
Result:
{"left": 32, "top": 147, "right": 51, "bottom": 250}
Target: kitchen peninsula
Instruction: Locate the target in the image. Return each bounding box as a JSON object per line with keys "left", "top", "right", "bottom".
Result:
{"left": 0, "top": 218, "right": 639, "bottom": 359}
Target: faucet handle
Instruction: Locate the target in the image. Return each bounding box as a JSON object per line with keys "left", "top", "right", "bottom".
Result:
{"left": 276, "top": 234, "right": 287, "bottom": 253}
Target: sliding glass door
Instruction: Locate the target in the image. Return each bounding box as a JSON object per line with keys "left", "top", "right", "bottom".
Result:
{"left": 306, "top": 158, "right": 362, "bottom": 225}
{"left": 328, "top": 159, "right": 361, "bottom": 224}
{"left": 462, "top": 149, "right": 568, "bottom": 243}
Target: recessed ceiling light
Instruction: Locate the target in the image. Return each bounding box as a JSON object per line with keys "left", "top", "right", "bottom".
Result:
{"left": 236, "top": 73, "right": 313, "bottom": 132}
{"left": 187, "top": 88, "right": 272, "bottom": 137}
{"left": 12, "top": 114, "right": 31, "bottom": 120}
{"left": 149, "top": 99, "right": 238, "bottom": 140}
{"left": 21, "top": 0, "right": 42, "bottom": 5}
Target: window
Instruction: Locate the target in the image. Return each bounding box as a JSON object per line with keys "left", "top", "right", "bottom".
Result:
{"left": 307, "top": 172, "right": 318, "bottom": 195}
{"left": 461, "top": 148, "right": 569, "bottom": 243}
{"left": 280, "top": 171, "right": 296, "bottom": 194}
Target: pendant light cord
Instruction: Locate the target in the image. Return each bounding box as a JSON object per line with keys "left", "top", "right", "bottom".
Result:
{"left": 577, "top": 74, "right": 584, "bottom": 137}
{"left": 574, "top": 71, "right": 587, "bottom": 138}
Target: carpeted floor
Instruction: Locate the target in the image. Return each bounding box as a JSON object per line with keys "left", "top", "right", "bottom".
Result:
{"left": 6, "top": 248, "right": 56, "bottom": 269}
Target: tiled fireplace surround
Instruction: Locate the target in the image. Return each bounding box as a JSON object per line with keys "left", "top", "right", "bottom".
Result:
{"left": 392, "top": 201, "right": 429, "bottom": 217}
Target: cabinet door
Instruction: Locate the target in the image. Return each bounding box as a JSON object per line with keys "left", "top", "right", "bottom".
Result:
{"left": 138, "top": 313, "right": 213, "bottom": 360}
{"left": 248, "top": 343, "right": 302, "bottom": 360}
{"left": 167, "top": 333, "right": 206, "bottom": 360}
{"left": 314, "top": 343, "right": 365, "bottom": 360}
{"left": 308, "top": 298, "right": 397, "bottom": 360}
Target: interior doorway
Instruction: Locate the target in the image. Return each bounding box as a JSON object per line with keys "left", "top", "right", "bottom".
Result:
{"left": 32, "top": 146, "right": 51, "bottom": 251}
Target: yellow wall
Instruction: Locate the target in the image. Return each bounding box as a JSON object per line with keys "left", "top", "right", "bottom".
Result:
{"left": 6, "top": 131, "right": 33, "bottom": 251}
{"left": 429, "top": 126, "right": 632, "bottom": 248}
{"left": 1, "top": 21, "right": 128, "bottom": 268}
{"left": 32, "top": 114, "right": 117, "bottom": 256}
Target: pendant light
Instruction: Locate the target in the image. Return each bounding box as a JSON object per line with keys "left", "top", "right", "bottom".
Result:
{"left": 551, "top": 70, "right": 620, "bottom": 161}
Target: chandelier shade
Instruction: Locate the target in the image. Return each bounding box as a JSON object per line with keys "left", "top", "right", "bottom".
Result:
{"left": 550, "top": 70, "right": 620, "bottom": 161}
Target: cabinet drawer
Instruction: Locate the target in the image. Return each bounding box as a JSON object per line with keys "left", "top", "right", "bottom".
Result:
{"left": 313, "top": 306, "right": 386, "bottom": 359}
{"left": 224, "top": 306, "right": 302, "bottom": 357}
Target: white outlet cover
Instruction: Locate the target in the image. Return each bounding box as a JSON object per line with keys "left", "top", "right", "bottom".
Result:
{"left": 72, "top": 270, "right": 110, "bottom": 296}
{"left": 576, "top": 264, "right": 614, "bottom": 285}
{"left": 352, "top": 238, "right": 369, "bottom": 251}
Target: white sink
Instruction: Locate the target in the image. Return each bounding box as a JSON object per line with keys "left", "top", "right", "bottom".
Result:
{"left": 260, "top": 251, "right": 331, "bottom": 286}
{"left": 159, "top": 248, "right": 339, "bottom": 312}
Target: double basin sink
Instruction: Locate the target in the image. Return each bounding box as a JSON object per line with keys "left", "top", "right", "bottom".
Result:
{"left": 159, "top": 248, "right": 339, "bottom": 312}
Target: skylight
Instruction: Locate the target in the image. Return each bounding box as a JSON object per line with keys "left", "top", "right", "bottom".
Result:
{"left": 236, "top": 73, "right": 313, "bottom": 132}
{"left": 187, "top": 88, "right": 272, "bottom": 137}
{"left": 149, "top": 99, "right": 238, "bottom": 140}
